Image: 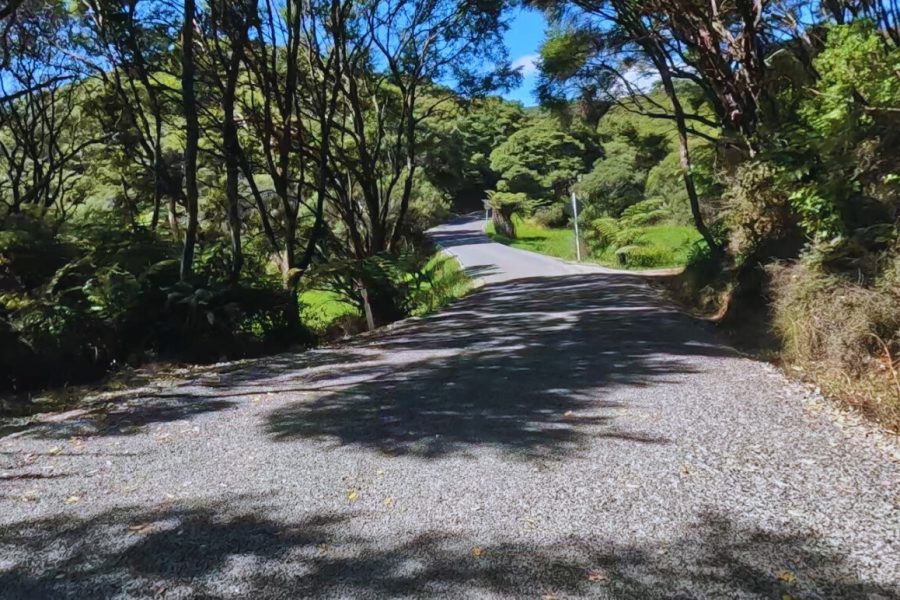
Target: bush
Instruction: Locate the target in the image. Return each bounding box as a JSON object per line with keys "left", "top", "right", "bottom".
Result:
{"left": 614, "top": 245, "right": 674, "bottom": 268}
{"left": 488, "top": 191, "right": 530, "bottom": 238}
{"left": 585, "top": 217, "right": 619, "bottom": 253}
{"left": 305, "top": 248, "right": 472, "bottom": 330}
{"left": 0, "top": 213, "right": 308, "bottom": 393}
{"left": 769, "top": 248, "right": 900, "bottom": 428}
{"left": 722, "top": 160, "right": 800, "bottom": 262}
{"left": 532, "top": 203, "right": 568, "bottom": 228}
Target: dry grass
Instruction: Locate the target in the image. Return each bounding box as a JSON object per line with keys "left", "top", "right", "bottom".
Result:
{"left": 658, "top": 248, "right": 900, "bottom": 432}
{"left": 768, "top": 258, "right": 900, "bottom": 431}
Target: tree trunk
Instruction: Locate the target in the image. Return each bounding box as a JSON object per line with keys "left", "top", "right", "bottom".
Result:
{"left": 492, "top": 207, "right": 516, "bottom": 238}
{"left": 180, "top": 0, "right": 199, "bottom": 282}
{"left": 150, "top": 129, "right": 163, "bottom": 230}
{"left": 655, "top": 57, "right": 723, "bottom": 257}
{"left": 224, "top": 114, "right": 242, "bottom": 283}
{"left": 222, "top": 31, "right": 245, "bottom": 284}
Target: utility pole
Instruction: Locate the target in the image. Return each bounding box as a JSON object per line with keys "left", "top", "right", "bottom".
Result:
{"left": 571, "top": 189, "right": 581, "bottom": 262}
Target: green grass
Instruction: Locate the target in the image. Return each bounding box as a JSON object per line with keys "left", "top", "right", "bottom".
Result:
{"left": 409, "top": 252, "right": 472, "bottom": 316}
{"left": 299, "top": 251, "right": 471, "bottom": 333}
{"left": 488, "top": 216, "right": 703, "bottom": 270}
{"left": 486, "top": 216, "right": 578, "bottom": 261}
{"left": 635, "top": 226, "right": 703, "bottom": 264}
{"left": 594, "top": 225, "right": 703, "bottom": 268}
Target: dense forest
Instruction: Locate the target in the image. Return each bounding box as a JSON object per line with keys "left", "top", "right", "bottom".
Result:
{"left": 1, "top": 0, "right": 898, "bottom": 427}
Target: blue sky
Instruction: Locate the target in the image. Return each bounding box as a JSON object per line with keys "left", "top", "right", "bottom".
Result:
{"left": 502, "top": 8, "right": 548, "bottom": 106}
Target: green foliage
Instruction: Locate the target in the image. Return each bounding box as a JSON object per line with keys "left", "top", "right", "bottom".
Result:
{"left": 300, "top": 289, "right": 360, "bottom": 335}
{"left": 722, "top": 161, "right": 800, "bottom": 260}
{"left": 800, "top": 21, "right": 900, "bottom": 141}
{"left": 408, "top": 253, "right": 472, "bottom": 317}
{"left": 487, "top": 216, "right": 579, "bottom": 261}
{"left": 0, "top": 213, "right": 301, "bottom": 391}
{"left": 533, "top": 202, "right": 569, "bottom": 228}
{"left": 423, "top": 97, "right": 527, "bottom": 205}
{"left": 585, "top": 217, "right": 619, "bottom": 253}
{"left": 773, "top": 21, "right": 900, "bottom": 242}
{"left": 583, "top": 197, "right": 702, "bottom": 268}
{"left": 407, "top": 171, "right": 454, "bottom": 231}
{"left": 576, "top": 141, "right": 644, "bottom": 217}
{"left": 489, "top": 116, "right": 591, "bottom": 202}
{"left": 488, "top": 190, "right": 532, "bottom": 238}
{"left": 302, "top": 250, "right": 471, "bottom": 334}
{"left": 614, "top": 245, "right": 674, "bottom": 268}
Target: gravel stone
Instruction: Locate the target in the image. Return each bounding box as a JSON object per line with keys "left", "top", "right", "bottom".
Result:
{"left": 0, "top": 216, "right": 897, "bottom": 599}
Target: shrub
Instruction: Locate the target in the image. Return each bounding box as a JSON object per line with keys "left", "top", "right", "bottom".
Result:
{"left": 614, "top": 245, "right": 674, "bottom": 268}
{"left": 488, "top": 191, "right": 530, "bottom": 238}
{"left": 532, "top": 203, "right": 568, "bottom": 228}
{"left": 619, "top": 198, "right": 668, "bottom": 227}
{"left": 722, "top": 160, "right": 800, "bottom": 261}
{"left": 0, "top": 213, "right": 309, "bottom": 393}
{"left": 585, "top": 217, "right": 619, "bottom": 253}
{"left": 769, "top": 248, "right": 900, "bottom": 428}
{"left": 612, "top": 227, "right": 643, "bottom": 247}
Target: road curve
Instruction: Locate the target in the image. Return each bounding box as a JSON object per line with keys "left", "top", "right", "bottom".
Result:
{"left": 0, "top": 217, "right": 898, "bottom": 599}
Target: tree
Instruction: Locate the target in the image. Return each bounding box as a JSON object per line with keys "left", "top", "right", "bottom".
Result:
{"left": 419, "top": 96, "right": 528, "bottom": 209}
{"left": 73, "top": 0, "right": 182, "bottom": 233}
{"left": 0, "top": 2, "right": 101, "bottom": 219}
{"left": 234, "top": 0, "right": 347, "bottom": 322}
{"left": 179, "top": 0, "right": 199, "bottom": 280}
{"left": 530, "top": 0, "right": 725, "bottom": 253}
{"left": 326, "top": 0, "right": 515, "bottom": 260}
{"left": 202, "top": 0, "right": 254, "bottom": 281}
{"left": 489, "top": 115, "right": 594, "bottom": 202}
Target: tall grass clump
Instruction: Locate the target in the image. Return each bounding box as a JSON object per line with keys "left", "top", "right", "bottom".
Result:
{"left": 769, "top": 248, "right": 900, "bottom": 429}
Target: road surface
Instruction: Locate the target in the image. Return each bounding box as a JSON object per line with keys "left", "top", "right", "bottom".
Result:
{"left": 1, "top": 215, "right": 897, "bottom": 599}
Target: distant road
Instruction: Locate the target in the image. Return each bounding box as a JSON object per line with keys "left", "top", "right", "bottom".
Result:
{"left": 428, "top": 213, "right": 607, "bottom": 283}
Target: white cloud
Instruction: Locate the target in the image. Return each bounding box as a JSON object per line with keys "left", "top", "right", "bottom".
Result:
{"left": 511, "top": 54, "right": 540, "bottom": 77}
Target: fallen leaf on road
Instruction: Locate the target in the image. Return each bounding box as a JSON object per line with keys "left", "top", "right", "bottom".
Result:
{"left": 563, "top": 411, "right": 575, "bottom": 419}
{"left": 383, "top": 496, "right": 395, "bottom": 507}
{"left": 48, "top": 446, "right": 62, "bottom": 456}
{"left": 471, "top": 546, "right": 484, "bottom": 557}
{"left": 128, "top": 523, "right": 153, "bottom": 533}
{"left": 64, "top": 496, "right": 80, "bottom": 504}
{"left": 347, "top": 490, "right": 359, "bottom": 502}
{"left": 776, "top": 569, "right": 797, "bottom": 584}
{"left": 587, "top": 568, "right": 610, "bottom": 583}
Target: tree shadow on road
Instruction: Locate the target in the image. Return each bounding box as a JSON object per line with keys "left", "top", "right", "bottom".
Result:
{"left": 265, "top": 274, "right": 735, "bottom": 460}
{"left": 0, "top": 349, "right": 366, "bottom": 441}
{"left": 1, "top": 499, "right": 893, "bottom": 599}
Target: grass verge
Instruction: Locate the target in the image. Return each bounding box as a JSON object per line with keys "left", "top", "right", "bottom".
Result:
{"left": 299, "top": 250, "right": 472, "bottom": 335}
{"left": 659, "top": 251, "right": 900, "bottom": 433}
{"left": 487, "top": 216, "right": 701, "bottom": 270}
{"left": 486, "top": 216, "right": 578, "bottom": 261}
